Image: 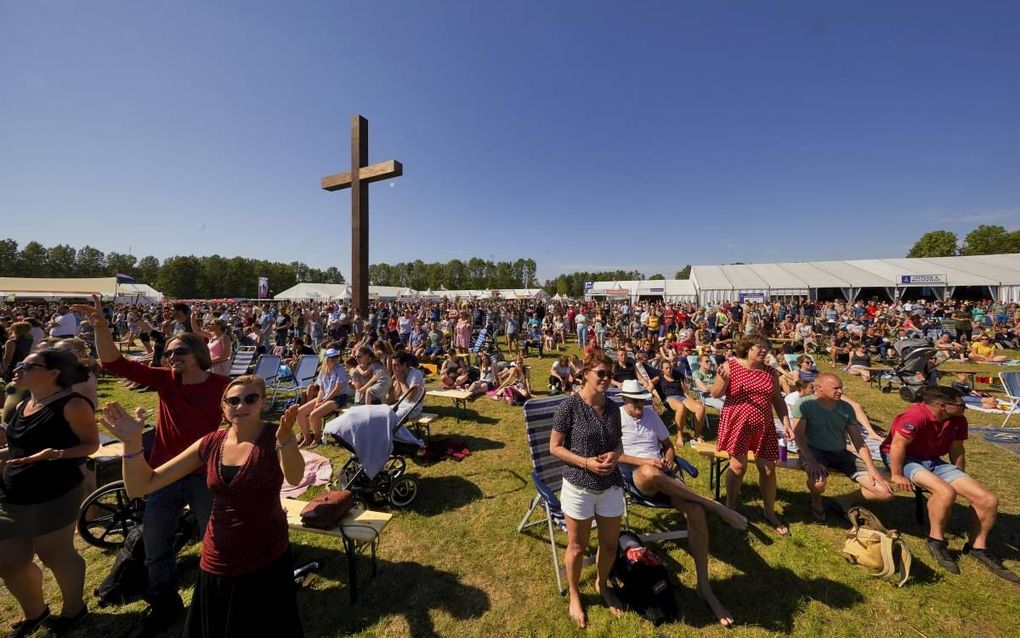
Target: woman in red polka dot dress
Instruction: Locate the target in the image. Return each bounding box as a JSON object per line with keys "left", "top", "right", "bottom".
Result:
{"left": 712, "top": 333, "right": 794, "bottom": 536}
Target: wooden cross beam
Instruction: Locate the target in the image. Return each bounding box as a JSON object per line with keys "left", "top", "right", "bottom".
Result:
{"left": 321, "top": 115, "right": 402, "bottom": 316}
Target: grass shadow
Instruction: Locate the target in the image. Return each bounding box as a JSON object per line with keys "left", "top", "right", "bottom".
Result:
{"left": 405, "top": 475, "right": 484, "bottom": 516}
{"left": 426, "top": 404, "right": 500, "bottom": 424}
{"left": 297, "top": 558, "right": 490, "bottom": 638}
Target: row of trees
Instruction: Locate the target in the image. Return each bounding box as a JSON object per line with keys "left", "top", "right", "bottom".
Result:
{"left": 368, "top": 258, "right": 538, "bottom": 291}
{"left": 0, "top": 238, "right": 344, "bottom": 299}
{"left": 540, "top": 265, "right": 692, "bottom": 299}
{"left": 907, "top": 225, "right": 1020, "bottom": 257}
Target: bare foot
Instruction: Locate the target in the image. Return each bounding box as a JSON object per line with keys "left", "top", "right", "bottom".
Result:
{"left": 716, "top": 505, "right": 748, "bottom": 531}
{"left": 594, "top": 581, "right": 625, "bottom": 618}
{"left": 698, "top": 584, "right": 734, "bottom": 628}
{"left": 568, "top": 595, "right": 587, "bottom": 629}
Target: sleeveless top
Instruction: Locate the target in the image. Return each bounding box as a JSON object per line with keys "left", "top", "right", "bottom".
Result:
{"left": 3, "top": 336, "right": 34, "bottom": 381}
{"left": 197, "top": 426, "right": 289, "bottom": 577}
{"left": 1, "top": 392, "right": 91, "bottom": 505}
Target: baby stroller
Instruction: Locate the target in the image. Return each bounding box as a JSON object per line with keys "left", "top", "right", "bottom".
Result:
{"left": 885, "top": 339, "right": 944, "bottom": 402}
{"left": 323, "top": 387, "right": 425, "bottom": 508}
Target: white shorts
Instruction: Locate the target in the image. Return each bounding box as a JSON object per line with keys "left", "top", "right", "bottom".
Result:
{"left": 559, "top": 480, "right": 625, "bottom": 521}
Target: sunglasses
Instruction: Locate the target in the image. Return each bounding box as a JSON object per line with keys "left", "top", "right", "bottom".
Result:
{"left": 224, "top": 393, "right": 262, "bottom": 407}
{"left": 592, "top": 369, "right": 612, "bottom": 379}
{"left": 166, "top": 347, "right": 192, "bottom": 357}
{"left": 13, "top": 362, "right": 46, "bottom": 372}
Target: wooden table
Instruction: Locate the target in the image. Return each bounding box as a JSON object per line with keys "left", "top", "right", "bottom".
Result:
{"left": 281, "top": 498, "right": 392, "bottom": 604}
{"left": 692, "top": 442, "right": 801, "bottom": 501}
{"left": 427, "top": 388, "right": 475, "bottom": 422}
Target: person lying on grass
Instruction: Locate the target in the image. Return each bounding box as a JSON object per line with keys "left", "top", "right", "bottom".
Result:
{"left": 791, "top": 373, "right": 893, "bottom": 522}
{"left": 881, "top": 386, "right": 1020, "bottom": 583}
{"left": 615, "top": 380, "right": 747, "bottom": 628}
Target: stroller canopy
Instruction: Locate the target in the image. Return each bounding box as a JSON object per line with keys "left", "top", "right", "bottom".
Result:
{"left": 324, "top": 405, "right": 423, "bottom": 480}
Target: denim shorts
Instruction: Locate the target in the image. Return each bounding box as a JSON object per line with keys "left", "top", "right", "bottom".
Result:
{"left": 882, "top": 454, "right": 969, "bottom": 485}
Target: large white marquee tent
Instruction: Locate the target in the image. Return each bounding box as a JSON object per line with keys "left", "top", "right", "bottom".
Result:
{"left": 689, "top": 254, "right": 1020, "bottom": 303}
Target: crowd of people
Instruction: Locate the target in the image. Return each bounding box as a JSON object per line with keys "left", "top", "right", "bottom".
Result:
{"left": 1, "top": 293, "right": 1019, "bottom": 635}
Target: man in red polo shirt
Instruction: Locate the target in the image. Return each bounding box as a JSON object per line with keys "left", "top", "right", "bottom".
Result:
{"left": 72, "top": 295, "right": 231, "bottom": 636}
{"left": 881, "top": 386, "right": 1018, "bottom": 582}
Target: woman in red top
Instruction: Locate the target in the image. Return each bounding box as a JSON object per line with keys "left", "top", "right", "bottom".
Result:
{"left": 102, "top": 375, "right": 306, "bottom": 637}
{"left": 712, "top": 333, "right": 793, "bottom": 536}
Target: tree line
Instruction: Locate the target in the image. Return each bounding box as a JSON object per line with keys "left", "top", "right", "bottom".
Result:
{"left": 907, "top": 224, "right": 1020, "bottom": 257}
{"left": 368, "top": 258, "right": 538, "bottom": 291}
{"left": 0, "top": 238, "right": 343, "bottom": 299}
{"left": 2, "top": 236, "right": 705, "bottom": 301}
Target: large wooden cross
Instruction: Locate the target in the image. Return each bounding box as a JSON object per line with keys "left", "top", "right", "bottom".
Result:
{"left": 321, "top": 115, "right": 403, "bottom": 316}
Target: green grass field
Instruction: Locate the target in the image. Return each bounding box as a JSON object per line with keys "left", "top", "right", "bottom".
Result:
{"left": 3, "top": 347, "right": 1019, "bottom": 638}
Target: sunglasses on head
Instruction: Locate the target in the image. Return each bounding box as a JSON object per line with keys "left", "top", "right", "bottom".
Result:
{"left": 224, "top": 393, "right": 262, "bottom": 407}
{"left": 166, "top": 347, "right": 192, "bottom": 357}
{"left": 13, "top": 362, "right": 46, "bottom": 372}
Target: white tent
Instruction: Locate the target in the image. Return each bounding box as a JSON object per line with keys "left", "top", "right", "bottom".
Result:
{"left": 0, "top": 276, "right": 120, "bottom": 299}
{"left": 273, "top": 283, "right": 348, "bottom": 301}
{"left": 689, "top": 254, "right": 1020, "bottom": 303}
{"left": 116, "top": 283, "right": 164, "bottom": 304}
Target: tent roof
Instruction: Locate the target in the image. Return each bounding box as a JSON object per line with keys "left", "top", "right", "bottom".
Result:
{"left": 0, "top": 276, "right": 121, "bottom": 297}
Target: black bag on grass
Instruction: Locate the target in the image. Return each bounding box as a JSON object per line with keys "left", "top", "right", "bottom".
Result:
{"left": 94, "top": 526, "right": 148, "bottom": 607}
{"left": 609, "top": 531, "right": 678, "bottom": 626}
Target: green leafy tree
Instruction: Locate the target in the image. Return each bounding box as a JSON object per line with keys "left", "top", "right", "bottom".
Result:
{"left": 960, "top": 225, "right": 1019, "bottom": 255}
{"left": 18, "top": 241, "right": 48, "bottom": 276}
{"left": 648, "top": 273, "right": 665, "bottom": 280}
{"left": 106, "top": 252, "right": 137, "bottom": 277}
{"left": 76, "top": 246, "right": 107, "bottom": 276}
{"left": 323, "top": 266, "right": 345, "bottom": 284}
{"left": 675, "top": 265, "right": 691, "bottom": 279}
{"left": 907, "top": 230, "right": 958, "bottom": 257}
{"left": 136, "top": 256, "right": 161, "bottom": 284}
{"left": 0, "top": 239, "right": 19, "bottom": 276}
{"left": 158, "top": 256, "right": 202, "bottom": 298}
{"left": 47, "top": 244, "right": 78, "bottom": 277}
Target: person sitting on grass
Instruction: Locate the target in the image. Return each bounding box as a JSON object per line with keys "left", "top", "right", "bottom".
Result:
{"left": 548, "top": 355, "right": 574, "bottom": 396}
{"left": 880, "top": 386, "right": 1019, "bottom": 582}
{"left": 616, "top": 380, "right": 747, "bottom": 628}
{"left": 845, "top": 344, "right": 873, "bottom": 383}
{"left": 967, "top": 334, "right": 1007, "bottom": 363}
{"left": 791, "top": 373, "right": 893, "bottom": 522}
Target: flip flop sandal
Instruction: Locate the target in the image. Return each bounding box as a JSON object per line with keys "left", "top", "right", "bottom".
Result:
{"left": 765, "top": 512, "right": 791, "bottom": 536}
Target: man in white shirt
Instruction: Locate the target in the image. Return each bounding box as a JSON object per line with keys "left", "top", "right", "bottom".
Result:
{"left": 49, "top": 305, "right": 77, "bottom": 338}
{"left": 615, "top": 380, "right": 746, "bottom": 628}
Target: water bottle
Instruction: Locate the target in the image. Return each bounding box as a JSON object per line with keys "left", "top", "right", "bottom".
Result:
{"left": 778, "top": 437, "right": 788, "bottom": 462}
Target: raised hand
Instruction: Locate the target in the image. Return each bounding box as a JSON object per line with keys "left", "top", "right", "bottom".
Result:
{"left": 69, "top": 293, "right": 104, "bottom": 320}
{"left": 277, "top": 404, "right": 300, "bottom": 444}
{"left": 99, "top": 401, "right": 146, "bottom": 446}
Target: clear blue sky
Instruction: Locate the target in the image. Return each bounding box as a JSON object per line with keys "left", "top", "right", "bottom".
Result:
{"left": 2, "top": 1, "right": 1018, "bottom": 281}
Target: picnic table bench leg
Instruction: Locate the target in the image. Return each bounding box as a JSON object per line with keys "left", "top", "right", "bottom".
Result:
{"left": 454, "top": 398, "right": 465, "bottom": 422}
{"left": 344, "top": 537, "right": 358, "bottom": 604}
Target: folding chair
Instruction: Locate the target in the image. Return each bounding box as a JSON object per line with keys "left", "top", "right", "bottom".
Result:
{"left": 227, "top": 346, "right": 257, "bottom": 377}
{"left": 517, "top": 392, "right": 689, "bottom": 593}
{"left": 271, "top": 354, "right": 320, "bottom": 405}
{"left": 598, "top": 393, "right": 698, "bottom": 542}
{"left": 999, "top": 371, "right": 1020, "bottom": 428}
{"left": 252, "top": 354, "right": 281, "bottom": 393}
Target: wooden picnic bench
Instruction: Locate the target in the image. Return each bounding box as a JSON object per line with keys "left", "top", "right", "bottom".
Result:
{"left": 280, "top": 498, "right": 392, "bottom": 604}
{"left": 410, "top": 412, "right": 439, "bottom": 442}
{"left": 426, "top": 388, "right": 475, "bottom": 422}
{"left": 692, "top": 442, "right": 926, "bottom": 522}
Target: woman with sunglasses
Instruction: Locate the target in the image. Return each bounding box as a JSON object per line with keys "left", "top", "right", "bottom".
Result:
{"left": 70, "top": 295, "right": 230, "bottom": 636}
{"left": 549, "top": 351, "right": 625, "bottom": 629}
{"left": 712, "top": 333, "right": 793, "bottom": 537}
{"left": 101, "top": 376, "right": 305, "bottom": 637}
{"left": 0, "top": 350, "right": 99, "bottom": 638}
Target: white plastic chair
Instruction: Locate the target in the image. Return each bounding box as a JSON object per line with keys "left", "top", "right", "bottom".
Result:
{"left": 999, "top": 372, "right": 1020, "bottom": 428}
